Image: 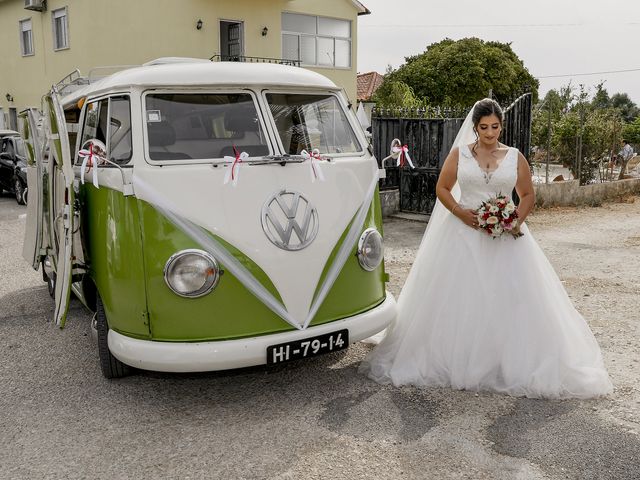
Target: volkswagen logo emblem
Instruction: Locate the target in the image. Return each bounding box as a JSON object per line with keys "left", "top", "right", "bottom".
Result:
{"left": 261, "top": 190, "right": 319, "bottom": 251}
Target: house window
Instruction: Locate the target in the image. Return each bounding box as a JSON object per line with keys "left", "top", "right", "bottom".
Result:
{"left": 282, "top": 13, "right": 351, "bottom": 68}
{"left": 19, "top": 19, "right": 34, "bottom": 56}
{"left": 52, "top": 7, "right": 69, "bottom": 50}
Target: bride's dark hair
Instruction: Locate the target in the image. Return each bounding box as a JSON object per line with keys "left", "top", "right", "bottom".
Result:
{"left": 471, "top": 98, "right": 503, "bottom": 154}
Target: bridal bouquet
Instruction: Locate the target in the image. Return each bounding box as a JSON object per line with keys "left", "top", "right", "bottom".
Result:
{"left": 476, "top": 195, "right": 523, "bottom": 239}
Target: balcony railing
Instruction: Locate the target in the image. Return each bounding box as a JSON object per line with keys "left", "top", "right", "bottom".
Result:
{"left": 210, "top": 54, "right": 301, "bottom": 67}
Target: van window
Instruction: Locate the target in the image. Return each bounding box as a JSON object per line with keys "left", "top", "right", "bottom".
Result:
{"left": 78, "top": 96, "right": 132, "bottom": 165}
{"left": 79, "top": 99, "right": 108, "bottom": 163}
{"left": 109, "top": 96, "right": 133, "bottom": 164}
{"left": 14, "top": 137, "right": 27, "bottom": 157}
{"left": 144, "top": 93, "right": 269, "bottom": 161}
{"left": 266, "top": 94, "right": 361, "bottom": 155}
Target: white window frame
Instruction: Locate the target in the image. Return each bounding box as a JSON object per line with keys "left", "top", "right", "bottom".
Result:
{"left": 19, "top": 18, "right": 34, "bottom": 56}
{"left": 52, "top": 7, "right": 69, "bottom": 51}
{"left": 281, "top": 13, "right": 352, "bottom": 69}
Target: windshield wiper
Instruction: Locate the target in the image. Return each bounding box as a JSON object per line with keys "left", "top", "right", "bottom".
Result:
{"left": 249, "top": 154, "right": 306, "bottom": 166}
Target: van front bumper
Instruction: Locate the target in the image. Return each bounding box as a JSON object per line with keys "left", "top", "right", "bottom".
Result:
{"left": 108, "top": 292, "right": 396, "bottom": 373}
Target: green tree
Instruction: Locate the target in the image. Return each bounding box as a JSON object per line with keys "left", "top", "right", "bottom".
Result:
{"left": 610, "top": 93, "right": 640, "bottom": 122}
{"left": 382, "top": 37, "right": 538, "bottom": 106}
{"left": 591, "top": 82, "right": 611, "bottom": 110}
{"left": 531, "top": 86, "right": 574, "bottom": 156}
{"left": 371, "top": 80, "right": 424, "bottom": 108}
{"left": 551, "top": 86, "right": 624, "bottom": 184}
{"left": 622, "top": 117, "right": 640, "bottom": 145}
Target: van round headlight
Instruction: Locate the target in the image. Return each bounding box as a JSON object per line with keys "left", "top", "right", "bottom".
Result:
{"left": 357, "top": 228, "right": 384, "bottom": 271}
{"left": 164, "top": 249, "right": 220, "bottom": 298}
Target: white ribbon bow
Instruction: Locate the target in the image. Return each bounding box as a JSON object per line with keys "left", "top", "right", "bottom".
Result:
{"left": 301, "top": 148, "right": 326, "bottom": 183}
{"left": 78, "top": 143, "right": 100, "bottom": 188}
{"left": 392, "top": 144, "right": 415, "bottom": 169}
{"left": 223, "top": 149, "right": 249, "bottom": 187}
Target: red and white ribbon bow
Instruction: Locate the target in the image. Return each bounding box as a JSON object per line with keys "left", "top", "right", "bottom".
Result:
{"left": 223, "top": 146, "right": 249, "bottom": 187}
{"left": 301, "top": 148, "right": 326, "bottom": 183}
{"left": 392, "top": 144, "right": 415, "bottom": 169}
{"left": 78, "top": 142, "right": 100, "bottom": 188}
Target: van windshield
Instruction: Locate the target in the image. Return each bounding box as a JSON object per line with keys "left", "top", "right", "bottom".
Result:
{"left": 266, "top": 94, "right": 361, "bottom": 155}
{"left": 144, "top": 93, "right": 269, "bottom": 161}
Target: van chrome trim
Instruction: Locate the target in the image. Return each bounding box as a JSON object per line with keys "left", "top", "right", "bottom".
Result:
{"left": 261, "top": 190, "right": 318, "bottom": 251}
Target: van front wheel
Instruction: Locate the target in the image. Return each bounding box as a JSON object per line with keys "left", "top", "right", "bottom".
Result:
{"left": 96, "top": 295, "right": 133, "bottom": 379}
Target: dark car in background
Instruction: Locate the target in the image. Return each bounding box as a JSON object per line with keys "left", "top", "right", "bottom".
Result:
{"left": 0, "top": 130, "right": 28, "bottom": 205}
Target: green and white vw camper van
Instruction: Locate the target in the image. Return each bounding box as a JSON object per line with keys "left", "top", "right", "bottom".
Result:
{"left": 21, "top": 59, "right": 396, "bottom": 378}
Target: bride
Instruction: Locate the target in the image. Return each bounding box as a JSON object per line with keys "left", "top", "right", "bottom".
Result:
{"left": 360, "top": 98, "right": 613, "bottom": 399}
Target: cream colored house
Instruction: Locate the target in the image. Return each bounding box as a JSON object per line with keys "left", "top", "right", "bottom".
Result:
{"left": 0, "top": 0, "right": 369, "bottom": 129}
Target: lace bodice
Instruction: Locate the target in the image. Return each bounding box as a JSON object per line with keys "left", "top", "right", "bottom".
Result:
{"left": 457, "top": 144, "right": 518, "bottom": 208}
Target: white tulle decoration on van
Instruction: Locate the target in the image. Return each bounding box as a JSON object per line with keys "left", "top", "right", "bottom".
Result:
{"left": 301, "top": 149, "right": 326, "bottom": 183}
{"left": 223, "top": 146, "right": 248, "bottom": 187}
{"left": 78, "top": 139, "right": 107, "bottom": 188}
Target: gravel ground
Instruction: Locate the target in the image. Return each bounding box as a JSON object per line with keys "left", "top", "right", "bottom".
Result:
{"left": 1, "top": 191, "right": 639, "bottom": 480}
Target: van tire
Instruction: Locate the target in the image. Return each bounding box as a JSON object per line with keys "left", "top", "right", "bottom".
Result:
{"left": 14, "top": 178, "right": 26, "bottom": 205}
{"left": 96, "top": 295, "right": 132, "bottom": 379}
{"left": 46, "top": 272, "right": 55, "bottom": 298}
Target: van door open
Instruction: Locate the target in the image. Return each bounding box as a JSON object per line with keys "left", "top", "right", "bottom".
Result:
{"left": 21, "top": 108, "right": 45, "bottom": 270}
{"left": 45, "top": 88, "right": 75, "bottom": 328}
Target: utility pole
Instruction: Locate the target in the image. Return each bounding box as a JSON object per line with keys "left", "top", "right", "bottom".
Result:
{"left": 546, "top": 103, "right": 551, "bottom": 183}
{"left": 577, "top": 102, "right": 584, "bottom": 184}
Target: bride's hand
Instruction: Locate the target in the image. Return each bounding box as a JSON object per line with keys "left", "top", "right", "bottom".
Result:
{"left": 454, "top": 208, "right": 479, "bottom": 229}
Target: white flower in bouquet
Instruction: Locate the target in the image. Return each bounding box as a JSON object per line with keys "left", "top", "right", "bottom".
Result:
{"left": 486, "top": 216, "right": 499, "bottom": 225}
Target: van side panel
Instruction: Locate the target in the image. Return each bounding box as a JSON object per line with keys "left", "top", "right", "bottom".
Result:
{"left": 81, "top": 185, "right": 150, "bottom": 338}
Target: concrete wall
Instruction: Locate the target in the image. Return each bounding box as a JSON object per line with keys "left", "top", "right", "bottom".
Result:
{"left": 534, "top": 179, "right": 640, "bottom": 207}
{"left": 379, "top": 189, "right": 399, "bottom": 217}
{"left": 0, "top": 0, "right": 361, "bottom": 119}
{"left": 379, "top": 179, "right": 640, "bottom": 217}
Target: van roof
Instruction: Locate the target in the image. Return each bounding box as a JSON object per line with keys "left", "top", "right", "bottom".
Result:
{"left": 61, "top": 61, "right": 339, "bottom": 106}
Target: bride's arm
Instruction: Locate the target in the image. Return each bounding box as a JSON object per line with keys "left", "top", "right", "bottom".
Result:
{"left": 436, "top": 147, "right": 478, "bottom": 228}
{"left": 515, "top": 152, "right": 536, "bottom": 222}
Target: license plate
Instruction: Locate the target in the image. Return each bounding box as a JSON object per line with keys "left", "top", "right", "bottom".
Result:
{"left": 267, "top": 329, "right": 349, "bottom": 365}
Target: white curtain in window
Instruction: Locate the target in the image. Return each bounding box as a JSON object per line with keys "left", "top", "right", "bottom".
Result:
{"left": 282, "top": 13, "right": 316, "bottom": 34}
{"left": 53, "top": 8, "right": 68, "bottom": 49}
{"left": 282, "top": 34, "right": 299, "bottom": 61}
{"left": 20, "top": 19, "right": 33, "bottom": 55}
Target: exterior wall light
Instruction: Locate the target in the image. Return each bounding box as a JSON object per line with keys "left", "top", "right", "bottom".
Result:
{"left": 261, "top": 26, "right": 268, "bottom": 36}
{"left": 196, "top": 19, "right": 203, "bottom": 30}
{"left": 6, "top": 93, "right": 14, "bottom": 102}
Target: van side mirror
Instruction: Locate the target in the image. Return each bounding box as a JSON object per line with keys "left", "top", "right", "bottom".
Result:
{"left": 0, "top": 152, "right": 13, "bottom": 162}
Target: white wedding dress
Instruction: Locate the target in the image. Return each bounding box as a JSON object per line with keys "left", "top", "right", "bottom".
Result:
{"left": 360, "top": 141, "right": 613, "bottom": 399}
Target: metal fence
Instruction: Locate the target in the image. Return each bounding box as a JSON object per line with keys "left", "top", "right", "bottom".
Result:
{"left": 372, "top": 93, "right": 532, "bottom": 214}
{"left": 210, "top": 54, "right": 301, "bottom": 67}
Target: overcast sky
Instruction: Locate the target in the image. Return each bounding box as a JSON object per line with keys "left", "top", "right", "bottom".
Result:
{"left": 357, "top": 0, "right": 639, "bottom": 104}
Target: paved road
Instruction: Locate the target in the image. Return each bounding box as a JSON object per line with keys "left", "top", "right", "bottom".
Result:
{"left": 1, "top": 192, "right": 639, "bottom": 480}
